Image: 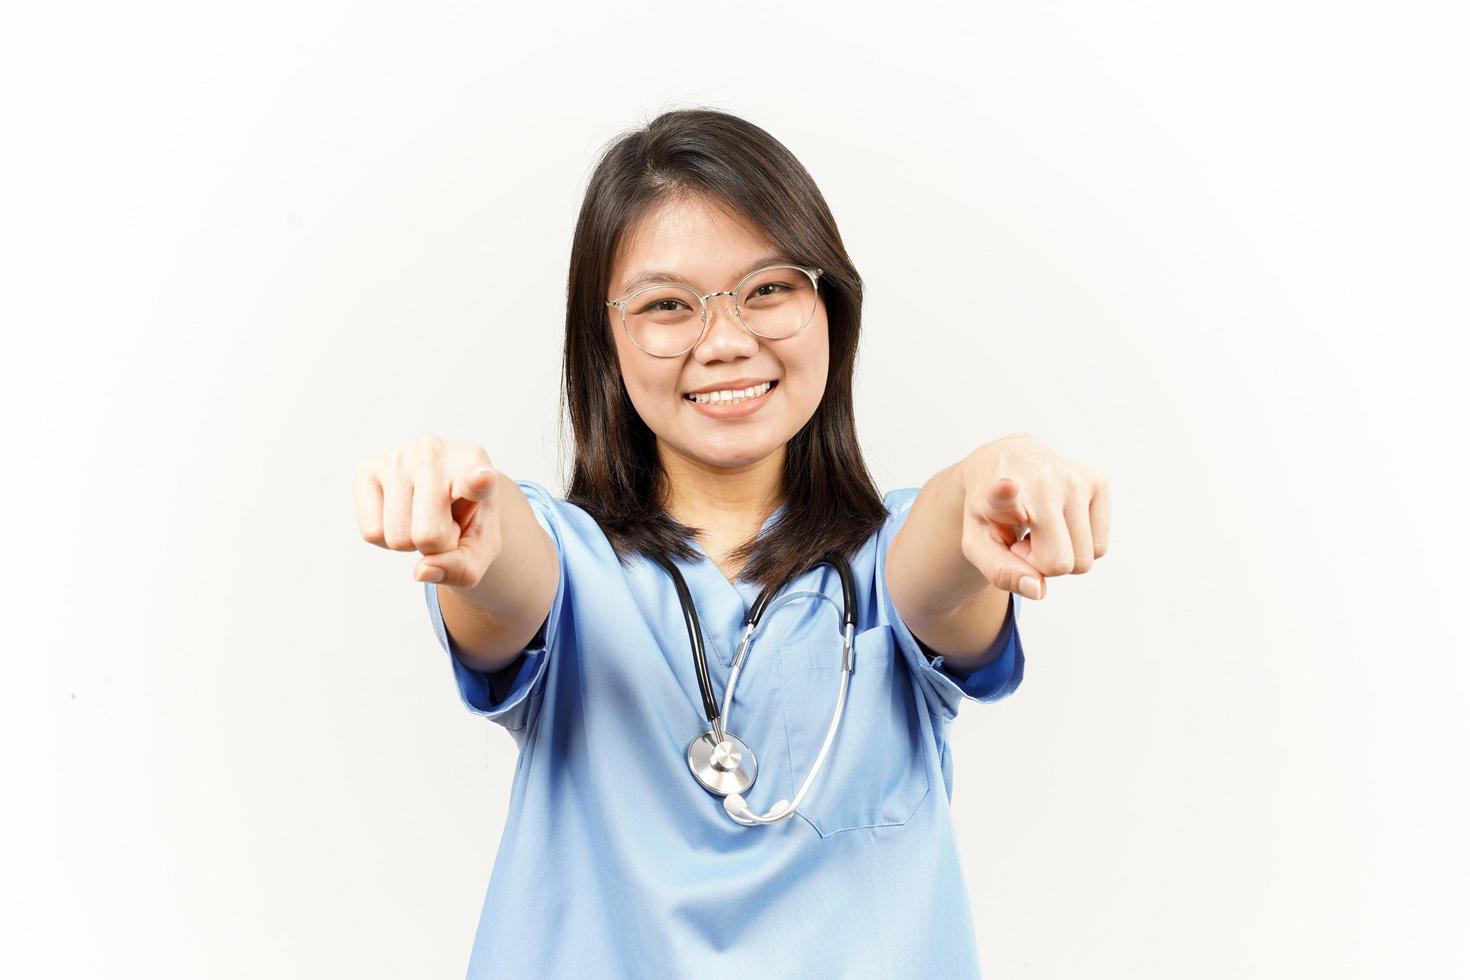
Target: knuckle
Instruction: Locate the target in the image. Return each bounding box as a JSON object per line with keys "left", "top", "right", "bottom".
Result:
{"left": 412, "top": 526, "right": 454, "bottom": 554}
{"left": 1041, "top": 556, "right": 1072, "bottom": 576}
{"left": 360, "top": 524, "right": 385, "bottom": 546}
{"left": 397, "top": 434, "right": 442, "bottom": 465}
{"left": 382, "top": 526, "right": 414, "bottom": 550}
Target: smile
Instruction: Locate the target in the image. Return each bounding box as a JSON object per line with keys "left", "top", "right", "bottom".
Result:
{"left": 683, "top": 380, "right": 776, "bottom": 405}
{"left": 682, "top": 380, "right": 779, "bottom": 418}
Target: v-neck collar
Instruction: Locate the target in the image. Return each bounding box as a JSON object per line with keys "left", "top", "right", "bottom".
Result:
{"left": 670, "top": 499, "right": 787, "bottom": 666}
{"left": 686, "top": 499, "right": 786, "bottom": 587}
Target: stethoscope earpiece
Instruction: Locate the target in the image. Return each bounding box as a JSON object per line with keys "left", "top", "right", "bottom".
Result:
{"left": 724, "top": 792, "right": 795, "bottom": 825}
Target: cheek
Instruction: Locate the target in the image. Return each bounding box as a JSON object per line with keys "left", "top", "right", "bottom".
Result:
{"left": 807, "top": 320, "right": 832, "bottom": 404}
{"left": 613, "top": 345, "right": 680, "bottom": 415}
{"left": 797, "top": 311, "right": 830, "bottom": 378}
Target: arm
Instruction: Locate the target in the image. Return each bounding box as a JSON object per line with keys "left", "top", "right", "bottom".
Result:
{"left": 885, "top": 462, "right": 1014, "bottom": 674}
{"left": 434, "top": 471, "right": 560, "bottom": 675}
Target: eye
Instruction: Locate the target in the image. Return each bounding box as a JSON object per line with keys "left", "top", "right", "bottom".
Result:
{"left": 635, "top": 297, "right": 693, "bottom": 314}
{"left": 750, "top": 282, "right": 791, "bottom": 299}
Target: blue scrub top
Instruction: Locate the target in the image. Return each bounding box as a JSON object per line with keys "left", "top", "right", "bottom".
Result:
{"left": 423, "top": 480, "right": 1025, "bottom": 979}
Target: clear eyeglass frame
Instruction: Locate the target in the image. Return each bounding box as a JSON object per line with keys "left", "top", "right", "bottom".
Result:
{"left": 605, "top": 265, "right": 824, "bottom": 358}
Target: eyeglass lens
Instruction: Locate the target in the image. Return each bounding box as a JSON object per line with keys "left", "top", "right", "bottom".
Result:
{"left": 622, "top": 267, "right": 817, "bottom": 357}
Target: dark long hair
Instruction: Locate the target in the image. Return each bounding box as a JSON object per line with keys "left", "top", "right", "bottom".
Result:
{"left": 559, "top": 107, "right": 889, "bottom": 594}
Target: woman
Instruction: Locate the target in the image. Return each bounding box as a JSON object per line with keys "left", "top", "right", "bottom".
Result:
{"left": 355, "top": 108, "right": 1109, "bottom": 978}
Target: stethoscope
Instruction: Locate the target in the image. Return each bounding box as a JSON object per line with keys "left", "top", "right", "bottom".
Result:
{"left": 650, "top": 550, "right": 857, "bottom": 827}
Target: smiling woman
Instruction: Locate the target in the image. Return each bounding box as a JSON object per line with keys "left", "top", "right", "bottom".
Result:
{"left": 596, "top": 202, "right": 829, "bottom": 449}
{"left": 561, "top": 117, "right": 887, "bottom": 593}
{"left": 359, "top": 106, "right": 1103, "bottom": 980}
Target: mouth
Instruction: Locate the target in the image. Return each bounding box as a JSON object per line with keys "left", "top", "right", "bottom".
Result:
{"left": 682, "top": 379, "right": 779, "bottom": 419}
{"left": 682, "top": 379, "right": 778, "bottom": 405}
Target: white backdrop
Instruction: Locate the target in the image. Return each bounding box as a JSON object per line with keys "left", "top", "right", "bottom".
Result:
{"left": 4, "top": 1, "right": 1467, "bottom": 977}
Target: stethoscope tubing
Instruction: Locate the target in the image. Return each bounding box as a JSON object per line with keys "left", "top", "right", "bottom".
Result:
{"left": 652, "top": 548, "right": 857, "bottom": 826}
{"left": 658, "top": 549, "right": 723, "bottom": 725}
{"left": 653, "top": 550, "right": 855, "bottom": 729}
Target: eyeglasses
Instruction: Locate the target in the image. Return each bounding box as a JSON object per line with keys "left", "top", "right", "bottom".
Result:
{"left": 605, "top": 265, "right": 824, "bottom": 358}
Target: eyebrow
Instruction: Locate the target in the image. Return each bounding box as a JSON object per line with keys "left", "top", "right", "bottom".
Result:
{"left": 618, "top": 252, "right": 796, "bottom": 295}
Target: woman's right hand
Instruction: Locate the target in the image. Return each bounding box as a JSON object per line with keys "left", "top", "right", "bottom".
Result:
{"left": 354, "top": 435, "right": 504, "bottom": 589}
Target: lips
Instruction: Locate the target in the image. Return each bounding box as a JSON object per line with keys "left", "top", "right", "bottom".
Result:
{"left": 682, "top": 377, "right": 778, "bottom": 397}
{"left": 682, "top": 380, "right": 778, "bottom": 404}
{"left": 683, "top": 379, "right": 779, "bottom": 418}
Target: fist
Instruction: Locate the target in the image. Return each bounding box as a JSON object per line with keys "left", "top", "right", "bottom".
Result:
{"left": 354, "top": 434, "right": 504, "bottom": 589}
{"left": 958, "top": 432, "right": 1111, "bottom": 601}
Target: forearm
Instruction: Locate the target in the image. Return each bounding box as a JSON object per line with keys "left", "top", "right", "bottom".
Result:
{"left": 886, "top": 454, "right": 1013, "bottom": 671}
{"left": 890, "top": 462, "right": 987, "bottom": 614}
{"left": 437, "top": 473, "right": 560, "bottom": 672}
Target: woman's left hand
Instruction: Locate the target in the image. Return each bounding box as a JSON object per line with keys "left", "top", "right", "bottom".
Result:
{"left": 955, "top": 432, "right": 1111, "bottom": 601}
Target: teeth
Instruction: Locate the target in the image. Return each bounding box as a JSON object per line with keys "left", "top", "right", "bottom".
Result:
{"left": 687, "top": 381, "right": 773, "bottom": 405}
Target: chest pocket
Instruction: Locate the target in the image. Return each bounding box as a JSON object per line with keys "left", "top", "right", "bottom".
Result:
{"left": 773, "top": 624, "right": 930, "bottom": 837}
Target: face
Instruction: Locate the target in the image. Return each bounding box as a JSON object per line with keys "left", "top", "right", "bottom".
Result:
{"left": 606, "top": 193, "right": 829, "bottom": 472}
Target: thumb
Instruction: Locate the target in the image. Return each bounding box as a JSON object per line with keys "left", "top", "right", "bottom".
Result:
{"left": 417, "top": 499, "right": 501, "bottom": 590}
{"left": 447, "top": 465, "right": 499, "bottom": 535}
{"left": 960, "top": 514, "right": 1045, "bottom": 600}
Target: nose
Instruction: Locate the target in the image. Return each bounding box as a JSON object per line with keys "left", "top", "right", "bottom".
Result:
{"left": 708, "top": 292, "right": 739, "bottom": 322}
{"left": 705, "top": 289, "right": 738, "bottom": 314}
{"left": 699, "top": 292, "right": 751, "bottom": 347}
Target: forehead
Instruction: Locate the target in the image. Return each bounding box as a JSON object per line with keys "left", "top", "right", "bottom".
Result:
{"left": 612, "top": 194, "right": 781, "bottom": 292}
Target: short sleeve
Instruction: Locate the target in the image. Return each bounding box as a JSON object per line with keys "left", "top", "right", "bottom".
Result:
{"left": 876, "top": 486, "right": 1026, "bottom": 723}
{"left": 422, "top": 479, "right": 568, "bottom": 734}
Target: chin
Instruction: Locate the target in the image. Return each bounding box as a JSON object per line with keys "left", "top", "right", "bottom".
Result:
{"left": 695, "top": 445, "right": 773, "bottom": 468}
{"left": 681, "top": 432, "right": 782, "bottom": 469}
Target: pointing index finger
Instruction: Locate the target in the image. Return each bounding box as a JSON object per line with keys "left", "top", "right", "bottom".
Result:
{"left": 984, "top": 475, "right": 1028, "bottom": 525}
{"left": 452, "top": 465, "right": 498, "bottom": 503}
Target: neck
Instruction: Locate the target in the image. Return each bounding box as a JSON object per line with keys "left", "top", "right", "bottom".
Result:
{"left": 657, "top": 439, "right": 786, "bottom": 536}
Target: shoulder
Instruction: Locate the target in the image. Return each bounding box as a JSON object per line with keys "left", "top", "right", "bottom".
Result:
{"left": 881, "top": 486, "right": 921, "bottom": 518}
{"left": 511, "top": 479, "right": 612, "bottom": 559}
{"left": 855, "top": 487, "right": 924, "bottom": 575}
{"left": 513, "top": 478, "right": 561, "bottom": 512}
{"left": 513, "top": 479, "right": 590, "bottom": 525}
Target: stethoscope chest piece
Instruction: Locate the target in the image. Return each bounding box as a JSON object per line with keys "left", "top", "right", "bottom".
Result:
{"left": 686, "top": 730, "right": 757, "bottom": 796}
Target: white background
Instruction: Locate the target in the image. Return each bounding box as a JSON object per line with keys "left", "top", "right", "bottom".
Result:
{"left": 4, "top": 1, "right": 1467, "bottom": 977}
